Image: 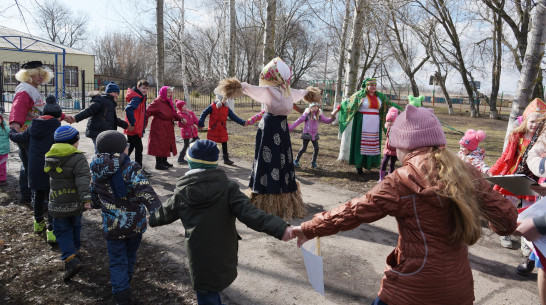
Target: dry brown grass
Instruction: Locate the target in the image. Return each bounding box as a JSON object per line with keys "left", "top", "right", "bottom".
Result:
{"left": 195, "top": 100, "right": 511, "bottom": 194}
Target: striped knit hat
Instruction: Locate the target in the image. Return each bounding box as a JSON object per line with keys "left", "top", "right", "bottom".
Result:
{"left": 54, "top": 125, "right": 80, "bottom": 145}
{"left": 186, "top": 139, "right": 219, "bottom": 169}
{"left": 389, "top": 105, "right": 446, "bottom": 150}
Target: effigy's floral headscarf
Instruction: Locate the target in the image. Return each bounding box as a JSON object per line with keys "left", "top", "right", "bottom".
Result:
{"left": 361, "top": 78, "right": 377, "bottom": 89}
{"left": 259, "top": 57, "right": 292, "bottom": 96}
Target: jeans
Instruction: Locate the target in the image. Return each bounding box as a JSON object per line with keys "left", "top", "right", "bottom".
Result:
{"left": 17, "top": 142, "right": 31, "bottom": 199}
{"left": 106, "top": 235, "right": 142, "bottom": 294}
{"left": 53, "top": 215, "right": 82, "bottom": 260}
{"left": 33, "top": 189, "right": 53, "bottom": 230}
{"left": 196, "top": 291, "right": 223, "bottom": 305}
{"left": 127, "top": 135, "right": 143, "bottom": 166}
{"left": 371, "top": 297, "right": 388, "bottom": 305}
{"left": 296, "top": 139, "right": 319, "bottom": 163}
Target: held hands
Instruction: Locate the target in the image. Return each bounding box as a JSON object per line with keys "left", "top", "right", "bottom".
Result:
{"left": 64, "top": 115, "right": 76, "bottom": 124}
{"left": 531, "top": 183, "right": 546, "bottom": 196}
{"left": 291, "top": 226, "right": 310, "bottom": 247}
{"left": 514, "top": 218, "right": 542, "bottom": 241}
{"left": 83, "top": 202, "right": 92, "bottom": 210}
{"left": 127, "top": 125, "right": 135, "bottom": 132}
{"left": 9, "top": 122, "right": 21, "bottom": 132}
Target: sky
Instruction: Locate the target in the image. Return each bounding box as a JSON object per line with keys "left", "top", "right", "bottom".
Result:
{"left": 0, "top": 0, "right": 527, "bottom": 96}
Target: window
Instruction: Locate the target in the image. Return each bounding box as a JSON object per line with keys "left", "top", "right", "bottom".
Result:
{"left": 3, "top": 62, "right": 19, "bottom": 84}
{"left": 64, "top": 66, "right": 78, "bottom": 87}
{"left": 43, "top": 64, "right": 55, "bottom": 86}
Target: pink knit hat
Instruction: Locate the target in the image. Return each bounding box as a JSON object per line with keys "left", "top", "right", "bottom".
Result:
{"left": 386, "top": 107, "right": 398, "bottom": 122}
{"left": 459, "top": 129, "right": 486, "bottom": 151}
{"left": 389, "top": 105, "right": 446, "bottom": 150}
{"left": 175, "top": 99, "right": 186, "bottom": 111}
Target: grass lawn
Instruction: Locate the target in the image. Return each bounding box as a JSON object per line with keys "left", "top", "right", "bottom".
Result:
{"left": 192, "top": 100, "right": 511, "bottom": 194}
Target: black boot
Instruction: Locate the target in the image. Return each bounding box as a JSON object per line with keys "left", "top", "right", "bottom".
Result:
{"left": 356, "top": 167, "right": 364, "bottom": 175}
{"left": 517, "top": 256, "right": 535, "bottom": 275}
{"left": 113, "top": 289, "right": 133, "bottom": 305}
{"left": 63, "top": 254, "right": 83, "bottom": 282}
{"left": 163, "top": 157, "right": 173, "bottom": 167}
{"left": 155, "top": 157, "right": 168, "bottom": 170}
{"left": 223, "top": 155, "right": 234, "bottom": 166}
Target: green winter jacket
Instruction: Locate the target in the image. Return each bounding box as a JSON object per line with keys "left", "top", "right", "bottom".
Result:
{"left": 44, "top": 143, "right": 91, "bottom": 218}
{"left": 149, "top": 168, "right": 288, "bottom": 294}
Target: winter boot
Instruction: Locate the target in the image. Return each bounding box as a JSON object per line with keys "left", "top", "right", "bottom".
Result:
{"left": 113, "top": 289, "right": 133, "bottom": 305}
{"left": 63, "top": 254, "right": 83, "bottom": 281}
{"left": 177, "top": 154, "right": 188, "bottom": 164}
{"left": 163, "top": 157, "right": 173, "bottom": 167}
{"left": 141, "top": 169, "right": 153, "bottom": 177}
{"left": 155, "top": 157, "right": 168, "bottom": 170}
{"left": 223, "top": 155, "right": 235, "bottom": 166}
{"left": 378, "top": 171, "right": 387, "bottom": 182}
{"left": 294, "top": 160, "right": 301, "bottom": 168}
{"left": 46, "top": 229, "right": 56, "bottom": 244}
{"left": 311, "top": 162, "right": 318, "bottom": 169}
{"left": 34, "top": 219, "right": 46, "bottom": 233}
{"left": 356, "top": 167, "right": 364, "bottom": 175}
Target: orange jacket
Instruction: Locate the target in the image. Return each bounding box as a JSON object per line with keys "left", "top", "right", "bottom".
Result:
{"left": 301, "top": 147, "right": 517, "bottom": 305}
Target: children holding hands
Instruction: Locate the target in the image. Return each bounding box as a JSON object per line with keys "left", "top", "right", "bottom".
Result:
{"left": 175, "top": 99, "right": 199, "bottom": 164}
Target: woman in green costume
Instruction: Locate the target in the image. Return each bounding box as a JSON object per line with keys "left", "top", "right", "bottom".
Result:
{"left": 337, "top": 78, "right": 402, "bottom": 174}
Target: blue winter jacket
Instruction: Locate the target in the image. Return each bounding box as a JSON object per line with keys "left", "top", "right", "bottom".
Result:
{"left": 10, "top": 116, "right": 60, "bottom": 189}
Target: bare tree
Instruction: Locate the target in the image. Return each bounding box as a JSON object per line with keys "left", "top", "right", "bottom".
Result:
{"left": 264, "top": 0, "right": 277, "bottom": 64}
{"left": 228, "top": 0, "right": 236, "bottom": 76}
{"left": 156, "top": 0, "right": 165, "bottom": 88}
{"left": 343, "top": 0, "right": 367, "bottom": 97}
{"left": 505, "top": 0, "right": 546, "bottom": 144}
{"left": 335, "top": 0, "right": 352, "bottom": 108}
{"left": 179, "top": 0, "right": 190, "bottom": 102}
{"left": 34, "top": 0, "right": 88, "bottom": 48}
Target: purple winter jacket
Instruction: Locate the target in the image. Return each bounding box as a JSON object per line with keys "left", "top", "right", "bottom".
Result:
{"left": 289, "top": 110, "right": 334, "bottom": 141}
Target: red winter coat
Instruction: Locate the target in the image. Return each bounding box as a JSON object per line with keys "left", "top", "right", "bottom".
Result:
{"left": 301, "top": 147, "right": 517, "bottom": 305}
{"left": 124, "top": 88, "right": 147, "bottom": 137}
{"left": 177, "top": 110, "right": 199, "bottom": 139}
{"left": 197, "top": 103, "right": 246, "bottom": 143}
{"left": 146, "top": 96, "right": 180, "bottom": 157}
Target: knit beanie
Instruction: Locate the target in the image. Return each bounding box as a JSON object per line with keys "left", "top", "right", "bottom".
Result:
{"left": 96, "top": 130, "right": 127, "bottom": 154}
{"left": 43, "top": 95, "right": 62, "bottom": 118}
{"left": 389, "top": 105, "right": 446, "bottom": 150}
{"left": 385, "top": 107, "right": 398, "bottom": 122}
{"left": 459, "top": 129, "right": 486, "bottom": 151}
{"left": 175, "top": 99, "right": 186, "bottom": 111}
{"left": 54, "top": 125, "right": 80, "bottom": 145}
{"left": 105, "top": 82, "right": 120, "bottom": 94}
{"left": 186, "top": 139, "right": 219, "bottom": 169}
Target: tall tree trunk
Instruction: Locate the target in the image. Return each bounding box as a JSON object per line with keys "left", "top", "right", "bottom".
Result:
{"left": 333, "top": 0, "right": 352, "bottom": 125}
{"left": 409, "top": 77, "right": 419, "bottom": 97}
{"left": 263, "top": 0, "right": 277, "bottom": 65}
{"left": 156, "top": 0, "right": 165, "bottom": 88}
{"left": 489, "top": 0, "right": 504, "bottom": 119}
{"left": 228, "top": 0, "right": 236, "bottom": 77}
{"left": 179, "top": 0, "right": 189, "bottom": 104}
{"left": 343, "top": 0, "right": 366, "bottom": 98}
{"left": 504, "top": 0, "right": 546, "bottom": 147}
{"left": 436, "top": 72, "right": 453, "bottom": 115}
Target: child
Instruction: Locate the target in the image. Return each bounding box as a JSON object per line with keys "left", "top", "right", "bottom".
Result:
{"left": 291, "top": 105, "right": 517, "bottom": 305}
{"left": 89, "top": 130, "right": 161, "bottom": 305}
{"left": 490, "top": 98, "right": 546, "bottom": 250}
{"left": 10, "top": 95, "right": 62, "bottom": 243}
{"left": 149, "top": 139, "right": 292, "bottom": 305}
{"left": 0, "top": 107, "right": 9, "bottom": 186}
{"left": 289, "top": 103, "right": 336, "bottom": 168}
{"left": 124, "top": 79, "right": 151, "bottom": 177}
{"left": 457, "top": 129, "right": 490, "bottom": 175}
{"left": 175, "top": 99, "right": 199, "bottom": 165}
{"left": 44, "top": 125, "right": 90, "bottom": 281}
{"left": 379, "top": 107, "right": 399, "bottom": 181}
{"left": 198, "top": 92, "right": 246, "bottom": 165}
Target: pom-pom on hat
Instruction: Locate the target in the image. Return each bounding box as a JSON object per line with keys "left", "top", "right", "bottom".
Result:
{"left": 186, "top": 139, "right": 219, "bottom": 169}
{"left": 54, "top": 125, "right": 80, "bottom": 145}
{"left": 459, "top": 129, "right": 486, "bottom": 151}
{"left": 389, "top": 104, "right": 446, "bottom": 150}
{"left": 21, "top": 61, "right": 43, "bottom": 70}
{"left": 386, "top": 107, "right": 398, "bottom": 122}
{"left": 96, "top": 130, "right": 127, "bottom": 154}
{"left": 105, "top": 81, "right": 120, "bottom": 94}
{"left": 43, "top": 95, "right": 62, "bottom": 118}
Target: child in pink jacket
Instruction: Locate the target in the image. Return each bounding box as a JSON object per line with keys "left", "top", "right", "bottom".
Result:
{"left": 175, "top": 100, "right": 199, "bottom": 164}
{"left": 289, "top": 103, "right": 336, "bottom": 168}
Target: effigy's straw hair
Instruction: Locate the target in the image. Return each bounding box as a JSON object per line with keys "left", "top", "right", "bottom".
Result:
{"left": 303, "top": 86, "right": 321, "bottom": 104}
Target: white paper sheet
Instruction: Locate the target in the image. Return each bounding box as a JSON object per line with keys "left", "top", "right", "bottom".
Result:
{"left": 301, "top": 239, "right": 325, "bottom": 296}
{"left": 518, "top": 197, "right": 546, "bottom": 254}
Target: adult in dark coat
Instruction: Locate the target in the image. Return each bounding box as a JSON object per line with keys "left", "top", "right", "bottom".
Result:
{"left": 9, "top": 96, "right": 62, "bottom": 242}
{"left": 146, "top": 86, "right": 181, "bottom": 170}
{"left": 73, "top": 82, "right": 129, "bottom": 152}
